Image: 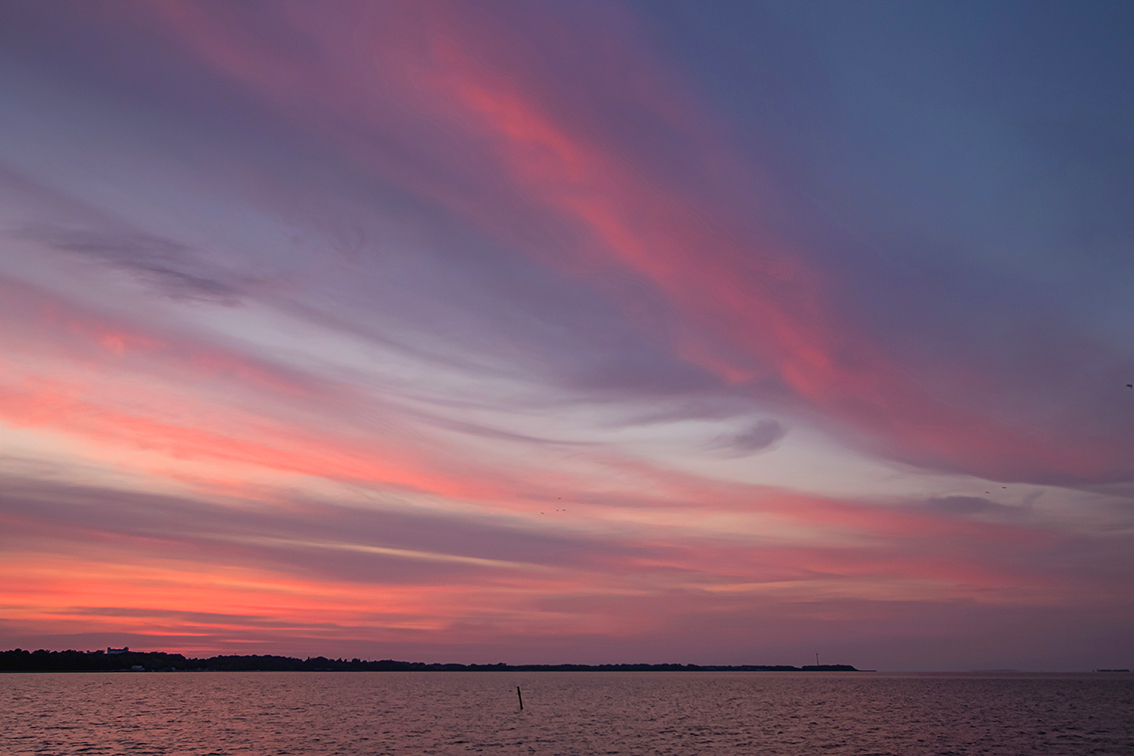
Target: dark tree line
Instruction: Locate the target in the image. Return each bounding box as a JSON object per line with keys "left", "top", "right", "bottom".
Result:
{"left": 0, "top": 648, "right": 856, "bottom": 673}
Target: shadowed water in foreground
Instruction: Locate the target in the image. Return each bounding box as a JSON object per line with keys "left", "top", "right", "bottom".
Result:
{"left": 2, "top": 671, "right": 1131, "bottom": 755}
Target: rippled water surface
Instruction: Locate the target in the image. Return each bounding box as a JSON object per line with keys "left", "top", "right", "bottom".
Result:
{"left": 2, "top": 671, "right": 1132, "bottom": 755}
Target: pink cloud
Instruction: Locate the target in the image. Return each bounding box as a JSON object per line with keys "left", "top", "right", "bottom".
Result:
{"left": 127, "top": 0, "right": 1133, "bottom": 484}
{"left": 2, "top": 1, "right": 1131, "bottom": 668}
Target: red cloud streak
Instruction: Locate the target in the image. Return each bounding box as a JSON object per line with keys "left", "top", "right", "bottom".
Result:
{"left": 141, "top": 0, "right": 1128, "bottom": 484}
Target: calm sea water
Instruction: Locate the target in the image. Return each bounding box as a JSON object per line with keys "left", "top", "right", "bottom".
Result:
{"left": 2, "top": 671, "right": 1132, "bottom": 755}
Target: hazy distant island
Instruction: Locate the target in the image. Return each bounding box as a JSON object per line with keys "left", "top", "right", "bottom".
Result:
{"left": 0, "top": 648, "right": 858, "bottom": 673}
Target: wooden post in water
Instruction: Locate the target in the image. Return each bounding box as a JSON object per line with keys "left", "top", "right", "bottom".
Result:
{"left": 517, "top": 686, "right": 524, "bottom": 710}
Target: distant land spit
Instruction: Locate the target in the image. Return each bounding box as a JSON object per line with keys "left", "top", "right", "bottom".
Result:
{"left": 0, "top": 649, "right": 858, "bottom": 673}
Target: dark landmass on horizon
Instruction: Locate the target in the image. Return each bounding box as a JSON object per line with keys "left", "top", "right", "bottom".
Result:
{"left": 0, "top": 649, "right": 858, "bottom": 673}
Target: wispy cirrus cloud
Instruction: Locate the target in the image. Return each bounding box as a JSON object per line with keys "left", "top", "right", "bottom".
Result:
{"left": 0, "top": 0, "right": 1132, "bottom": 668}
{"left": 706, "top": 419, "right": 788, "bottom": 456}
{"left": 15, "top": 225, "right": 250, "bottom": 303}
{"left": 2, "top": 474, "right": 1130, "bottom": 662}
{"left": 133, "top": 0, "right": 1134, "bottom": 485}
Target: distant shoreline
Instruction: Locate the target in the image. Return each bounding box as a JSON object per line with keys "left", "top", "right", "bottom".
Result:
{"left": 0, "top": 649, "right": 858, "bottom": 673}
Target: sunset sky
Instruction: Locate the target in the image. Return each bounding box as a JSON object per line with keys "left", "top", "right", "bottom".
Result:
{"left": 1, "top": 1, "right": 1132, "bottom": 671}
